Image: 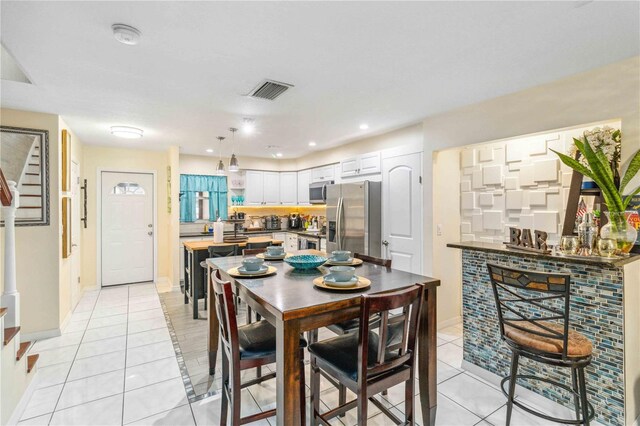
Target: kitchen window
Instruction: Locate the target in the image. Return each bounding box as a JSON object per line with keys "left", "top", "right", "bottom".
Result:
{"left": 179, "top": 174, "right": 228, "bottom": 222}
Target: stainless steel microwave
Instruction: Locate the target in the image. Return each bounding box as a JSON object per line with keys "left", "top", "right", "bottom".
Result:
{"left": 309, "top": 180, "right": 334, "bottom": 204}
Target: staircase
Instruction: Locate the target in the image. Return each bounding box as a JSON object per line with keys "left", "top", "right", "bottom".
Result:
{"left": 1, "top": 168, "right": 40, "bottom": 424}
{"left": 16, "top": 142, "right": 42, "bottom": 221}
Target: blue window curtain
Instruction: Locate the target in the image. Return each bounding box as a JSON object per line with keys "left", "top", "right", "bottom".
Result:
{"left": 179, "top": 174, "right": 228, "bottom": 222}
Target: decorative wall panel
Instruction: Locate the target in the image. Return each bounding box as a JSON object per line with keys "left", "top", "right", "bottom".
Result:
{"left": 458, "top": 125, "right": 613, "bottom": 245}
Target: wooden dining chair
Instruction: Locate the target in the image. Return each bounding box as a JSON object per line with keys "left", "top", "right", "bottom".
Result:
{"left": 246, "top": 241, "right": 272, "bottom": 250}
{"left": 354, "top": 252, "right": 392, "bottom": 268}
{"left": 242, "top": 247, "right": 266, "bottom": 256}
{"left": 309, "top": 284, "right": 424, "bottom": 425}
{"left": 210, "top": 269, "right": 307, "bottom": 425}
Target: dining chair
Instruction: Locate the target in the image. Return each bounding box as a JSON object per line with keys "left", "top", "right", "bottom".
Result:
{"left": 210, "top": 269, "right": 307, "bottom": 425}
{"left": 354, "top": 252, "right": 392, "bottom": 268}
{"left": 487, "top": 263, "right": 594, "bottom": 425}
{"left": 309, "top": 284, "right": 424, "bottom": 425}
{"left": 242, "top": 247, "right": 266, "bottom": 256}
{"left": 199, "top": 245, "right": 240, "bottom": 311}
{"left": 246, "top": 241, "right": 272, "bottom": 250}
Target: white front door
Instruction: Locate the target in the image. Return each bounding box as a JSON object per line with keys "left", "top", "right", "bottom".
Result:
{"left": 101, "top": 172, "right": 154, "bottom": 286}
{"left": 70, "top": 161, "right": 81, "bottom": 306}
{"left": 382, "top": 153, "right": 423, "bottom": 274}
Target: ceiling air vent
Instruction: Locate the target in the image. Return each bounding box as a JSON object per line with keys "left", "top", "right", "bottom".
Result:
{"left": 247, "top": 79, "right": 293, "bottom": 101}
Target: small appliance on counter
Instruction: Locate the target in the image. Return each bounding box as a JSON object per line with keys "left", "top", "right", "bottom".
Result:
{"left": 265, "top": 215, "right": 281, "bottom": 230}
{"left": 289, "top": 213, "right": 303, "bottom": 230}
{"left": 280, "top": 216, "right": 289, "bottom": 230}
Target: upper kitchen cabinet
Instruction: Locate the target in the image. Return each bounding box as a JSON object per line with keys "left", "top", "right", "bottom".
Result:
{"left": 263, "top": 171, "right": 280, "bottom": 204}
{"left": 245, "top": 170, "right": 280, "bottom": 205}
{"left": 340, "top": 151, "right": 381, "bottom": 178}
{"left": 279, "top": 172, "right": 297, "bottom": 205}
{"left": 297, "top": 170, "right": 311, "bottom": 205}
{"left": 311, "top": 165, "right": 335, "bottom": 183}
{"left": 244, "top": 170, "right": 265, "bottom": 205}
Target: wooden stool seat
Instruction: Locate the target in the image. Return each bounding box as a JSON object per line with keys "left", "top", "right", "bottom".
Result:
{"left": 504, "top": 322, "right": 592, "bottom": 357}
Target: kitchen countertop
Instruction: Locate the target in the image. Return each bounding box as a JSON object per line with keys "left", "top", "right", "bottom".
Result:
{"left": 183, "top": 236, "right": 283, "bottom": 251}
{"left": 180, "top": 229, "right": 326, "bottom": 239}
{"left": 447, "top": 240, "right": 640, "bottom": 267}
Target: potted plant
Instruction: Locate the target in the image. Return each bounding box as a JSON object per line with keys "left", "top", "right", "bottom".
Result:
{"left": 552, "top": 129, "right": 640, "bottom": 253}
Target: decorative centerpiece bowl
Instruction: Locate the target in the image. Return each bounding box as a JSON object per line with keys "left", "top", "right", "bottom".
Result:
{"left": 284, "top": 254, "right": 328, "bottom": 270}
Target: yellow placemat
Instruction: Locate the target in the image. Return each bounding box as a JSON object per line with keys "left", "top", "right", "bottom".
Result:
{"left": 227, "top": 265, "right": 277, "bottom": 278}
{"left": 255, "top": 253, "right": 291, "bottom": 260}
{"left": 313, "top": 275, "right": 371, "bottom": 291}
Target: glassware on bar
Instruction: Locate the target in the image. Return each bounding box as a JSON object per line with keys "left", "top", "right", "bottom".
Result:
{"left": 559, "top": 235, "right": 579, "bottom": 255}
{"left": 598, "top": 238, "right": 617, "bottom": 258}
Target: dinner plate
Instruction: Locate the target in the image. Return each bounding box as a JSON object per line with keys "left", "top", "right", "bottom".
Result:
{"left": 256, "top": 253, "right": 288, "bottom": 260}
{"left": 237, "top": 265, "right": 268, "bottom": 275}
{"left": 324, "top": 257, "right": 364, "bottom": 266}
{"left": 313, "top": 275, "right": 371, "bottom": 291}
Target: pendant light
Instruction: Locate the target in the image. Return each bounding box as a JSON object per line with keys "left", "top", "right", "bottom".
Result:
{"left": 228, "top": 127, "right": 240, "bottom": 172}
{"left": 215, "top": 136, "right": 225, "bottom": 175}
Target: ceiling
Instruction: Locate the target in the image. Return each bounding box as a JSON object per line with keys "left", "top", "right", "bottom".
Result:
{"left": 1, "top": 1, "right": 638, "bottom": 158}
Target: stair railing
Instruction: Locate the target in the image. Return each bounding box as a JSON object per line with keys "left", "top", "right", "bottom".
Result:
{"left": 1, "top": 167, "right": 20, "bottom": 328}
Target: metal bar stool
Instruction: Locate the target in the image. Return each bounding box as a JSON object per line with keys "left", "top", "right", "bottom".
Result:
{"left": 487, "top": 263, "right": 595, "bottom": 425}
{"left": 199, "top": 245, "right": 240, "bottom": 312}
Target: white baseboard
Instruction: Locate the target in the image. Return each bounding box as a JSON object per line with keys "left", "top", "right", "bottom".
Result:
{"left": 438, "top": 315, "right": 462, "bottom": 330}
{"left": 6, "top": 368, "right": 39, "bottom": 426}
{"left": 21, "top": 328, "right": 61, "bottom": 342}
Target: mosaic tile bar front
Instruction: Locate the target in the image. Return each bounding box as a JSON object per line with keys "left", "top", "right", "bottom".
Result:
{"left": 460, "top": 248, "right": 625, "bottom": 426}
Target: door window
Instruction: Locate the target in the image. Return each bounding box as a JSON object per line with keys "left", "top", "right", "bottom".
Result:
{"left": 110, "top": 182, "right": 145, "bottom": 195}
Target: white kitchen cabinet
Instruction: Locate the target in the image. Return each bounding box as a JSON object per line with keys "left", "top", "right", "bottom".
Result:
{"left": 320, "top": 238, "right": 327, "bottom": 252}
{"left": 285, "top": 233, "right": 298, "bottom": 252}
{"left": 263, "top": 172, "right": 280, "bottom": 204}
{"left": 333, "top": 164, "right": 342, "bottom": 184}
{"left": 311, "top": 165, "right": 335, "bottom": 183}
{"left": 279, "top": 172, "right": 297, "bottom": 205}
{"left": 297, "top": 170, "right": 310, "bottom": 205}
{"left": 339, "top": 151, "right": 381, "bottom": 178}
{"left": 272, "top": 232, "right": 286, "bottom": 243}
{"left": 244, "top": 170, "right": 265, "bottom": 205}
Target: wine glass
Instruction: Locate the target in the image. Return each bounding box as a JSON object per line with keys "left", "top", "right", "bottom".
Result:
{"left": 559, "top": 235, "right": 579, "bottom": 255}
{"left": 598, "top": 238, "right": 617, "bottom": 257}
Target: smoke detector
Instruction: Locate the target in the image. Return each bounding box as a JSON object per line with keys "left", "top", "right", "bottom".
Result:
{"left": 112, "top": 24, "right": 142, "bottom": 45}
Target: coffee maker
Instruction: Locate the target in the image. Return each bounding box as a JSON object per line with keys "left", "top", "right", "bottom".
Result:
{"left": 288, "top": 213, "right": 302, "bottom": 230}
{"left": 265, "top": 215, "right": 281, "bottom": 230}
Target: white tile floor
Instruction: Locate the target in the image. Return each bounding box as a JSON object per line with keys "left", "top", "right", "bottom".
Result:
{"left": 17, "top": 284, "right": 572, "bottom": 425}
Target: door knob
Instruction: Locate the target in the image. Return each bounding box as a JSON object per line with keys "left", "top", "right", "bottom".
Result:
{"left": 382, "top": 240, "right": 389, "bottom": 246}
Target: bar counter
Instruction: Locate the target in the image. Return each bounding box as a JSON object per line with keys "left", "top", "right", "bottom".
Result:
{"left": 448, "top": 241, "right": 640, "bottom": 426}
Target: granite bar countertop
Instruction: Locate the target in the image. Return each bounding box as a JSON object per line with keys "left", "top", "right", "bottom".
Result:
{"left": 447, "top": 241, "right": 640, "bottom": 267}
{"left": 180, "top": 229, "right": 326, "bottom": 239}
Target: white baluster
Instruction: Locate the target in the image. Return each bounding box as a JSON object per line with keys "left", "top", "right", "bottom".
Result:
{"left": 2, "top": 180, "right": 20, "bottom": 328}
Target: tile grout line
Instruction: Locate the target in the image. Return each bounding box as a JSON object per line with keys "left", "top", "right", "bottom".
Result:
{"left": 121, "top": 285, "right": 130, "bottom": 425}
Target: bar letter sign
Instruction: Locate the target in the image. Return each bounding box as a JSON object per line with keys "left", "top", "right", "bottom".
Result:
{"left": 506, "top": 227, "right": 550, "bottom": 253}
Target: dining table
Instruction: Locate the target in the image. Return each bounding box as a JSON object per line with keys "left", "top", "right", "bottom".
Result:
{"left": 206, "top": 250, "right": 440, "bottom": 426}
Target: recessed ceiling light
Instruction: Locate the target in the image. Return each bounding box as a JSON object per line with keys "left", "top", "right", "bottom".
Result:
{"left": 242, "top": 118, "right": 255, "bottom": 134}
{"left": 276, "top": 153, "right": 283, "bottom": 158}
{"left": 110, "top": 126, "right": 143, "bottom": 139}
{"left": 206, "top": 148, "right": 214, "bottom": 153}
{"left": 359, "top": 123, "right": 369, "bottom": 130}
{"left": 112, "top": 24, "right": 141, "bottom": 45}
{"left": 308, "top": 141, "right": 316, "bottom": 147}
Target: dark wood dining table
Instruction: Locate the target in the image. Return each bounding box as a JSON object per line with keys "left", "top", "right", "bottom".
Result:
{"left": 206, "top": 250, "right": 440, "bottom": 426}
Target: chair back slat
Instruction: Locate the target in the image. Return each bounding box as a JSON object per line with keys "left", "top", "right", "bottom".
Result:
{"left": 354, "top": 253, "right": 392, "bottom": 268}
{"left": 246, "top": 241, "right": 272, "bottom": 250}
{"left": 210, "top": 270, "right": 240, "bottom": 361}
{"left": 243, "top": 248, "right": 266, "bottom": 256}
{"left": 357, "top": 284, "right": 423, "bottom": 383}
{"left": 209, "top": 244, "right": 239, "bottom": 258}
{"left": 487, "top": 263, "right": 572, "bottom": 359}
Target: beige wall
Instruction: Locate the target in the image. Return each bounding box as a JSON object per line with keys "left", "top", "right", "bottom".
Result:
{"left": 81, "top": 145, "right": 171, "bottom": 288}
{"left": 424, "top": 56, "right": 640, "bottom": 325}
{"left": 0, "top": 109, "right": 61, "bottom": 335}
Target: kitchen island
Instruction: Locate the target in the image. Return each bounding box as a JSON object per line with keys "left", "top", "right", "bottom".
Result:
{"left": 448, "top": 241, "right": 640, "bottom": 426}
{"left": 182, "top": 236, "right": 283, "bottom": 319}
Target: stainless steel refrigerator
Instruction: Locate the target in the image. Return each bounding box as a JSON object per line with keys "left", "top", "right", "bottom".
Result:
{"left": 326, "top": 181, "right": 382, "bottom": 257}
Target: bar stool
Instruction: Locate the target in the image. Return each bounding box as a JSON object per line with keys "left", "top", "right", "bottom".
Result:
{"left": 210, "top": 269, "right": 307, "bottom": 425}
{"left": 487, "top": 263, "right": 595, "bottom": 425}
{"left": 199, "top": 245, "right": 239, "bottom": 312}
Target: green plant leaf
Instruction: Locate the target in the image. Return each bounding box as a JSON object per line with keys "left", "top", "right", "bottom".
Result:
{"left": 595, "top": 149, "right": 613, "bottom": 180}
{"left": 623, "top": 185, "right": 640, "bottom": 210}
{"left": 620, "top": 149, "right": 640, "bottom": 192}
{"left": 580, "top": 136, "right": 623, "bottom": 211}
{"left": 550, "top": 149, "right": 595, "bottom": 180}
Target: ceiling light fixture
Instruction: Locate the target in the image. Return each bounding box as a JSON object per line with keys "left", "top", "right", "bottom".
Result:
{"left": 276, "top": 153, "right": 283, "bottom": 158}
{"left": 308, "top": 141, "right": 316, "bottom": 147}
{"left": 110, "top": 126, "right": 143, "bottom": 139}
{"left": 112, "top": 24, "right": 142, "bottom": 45}
{"left": 228, "top": 127, "right": 240, "bottom": 172}
{"left": 242, "top": 118, "right": 255, "bottom": 134}
{"left": 206, "top": 148, "right": 213, "bottom": 153}
{"left": 359, "top": 123, "right": 369, "bottom": 130}
{"left": 215, "top": 136, "right": 225, "bottom": 175}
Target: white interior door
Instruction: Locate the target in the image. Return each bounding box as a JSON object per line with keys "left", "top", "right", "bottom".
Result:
{"left": 101, "top": 172, "right": 154, "bottom": 286}
{"left": 70, "top": 161, "right": 81, "bottom": 306}
{"left": 382, "top": 153, "right": 423, "bottom": 274}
